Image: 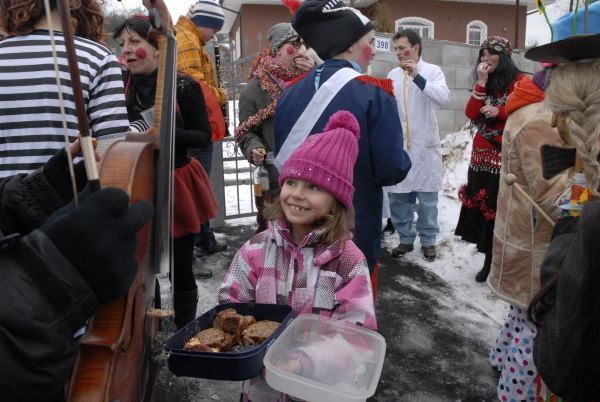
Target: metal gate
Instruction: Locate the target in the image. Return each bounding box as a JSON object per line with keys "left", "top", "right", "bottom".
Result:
{"left": 210, "top": 49, "right": 258, "bottom": 226}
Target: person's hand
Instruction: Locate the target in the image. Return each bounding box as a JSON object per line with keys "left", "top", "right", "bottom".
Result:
{"left": 251, "top": 148, "right": 266, "bottom": 166}
{"left": 70, "top": 137, "right": 101, "bottom": 162}
{"left": 400, "top": 60, "right": 418, "bottom": 78}
{"left": 480, "top": 105, "right": 498, "bottom": 119}
{"left": 220, "top": 88, "right": 229, "bottom": 103}
{"left": 40, "top": 186, "right": 154, "bottom": 304}
{"left": 293, "top": 54, "right": 316, "bottom": 72}
{"left": 43, "top": 140, "right": 91, "bottom": 204}
{"left": 477, "top": 62, "right": 491, "bottom": 86}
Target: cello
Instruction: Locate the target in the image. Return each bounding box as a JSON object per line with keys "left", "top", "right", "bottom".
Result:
{"left": 50, "top": 0, "right": 177, "bottom": 399}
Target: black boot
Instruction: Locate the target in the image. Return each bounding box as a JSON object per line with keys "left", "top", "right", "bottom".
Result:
{"left": 475, "top": 252, "right": 492, "bottom": 283}
{"left": 173, "top": 289, "right": 198, "bottom": 330}
{"left": 382, "top": 218, "right": 395, "bottom": 238}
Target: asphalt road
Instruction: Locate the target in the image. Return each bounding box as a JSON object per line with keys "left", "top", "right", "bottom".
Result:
{"left": 154, "top": 223, "right": 500, "bottom": 402}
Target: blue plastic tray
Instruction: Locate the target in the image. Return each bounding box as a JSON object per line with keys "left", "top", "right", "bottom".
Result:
{"left": 165, "top": 302, "right": 294, "bottom": 380}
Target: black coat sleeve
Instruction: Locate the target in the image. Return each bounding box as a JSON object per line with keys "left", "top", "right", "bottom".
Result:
{"left": 534, "top": 201, "right": 600, "bottom": 400}
{"left": 175, "top": 75, "right": 212, "bottom": 149}
{"left": 0, "top": 230, "right": 98, "bottom": 400}
{"left": 0, "top": 169, "right": 64, "bottom": 236}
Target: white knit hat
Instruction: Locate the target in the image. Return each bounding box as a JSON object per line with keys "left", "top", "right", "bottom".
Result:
{"left": 191, "top": 0, "right": 225, "bottom": 30}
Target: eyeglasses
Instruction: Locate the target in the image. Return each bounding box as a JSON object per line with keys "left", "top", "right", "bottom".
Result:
{"left": 284, "top": 39, "right": 308, "bottom": 50}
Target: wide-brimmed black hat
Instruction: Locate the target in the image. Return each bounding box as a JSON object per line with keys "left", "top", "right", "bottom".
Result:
{"left": 525, "top": 33, "right": 600, "bottom": 63}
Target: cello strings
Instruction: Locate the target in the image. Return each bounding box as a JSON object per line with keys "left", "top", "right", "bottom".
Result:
{"left": 43, "top": 0, "right": 79, "bottom": 205}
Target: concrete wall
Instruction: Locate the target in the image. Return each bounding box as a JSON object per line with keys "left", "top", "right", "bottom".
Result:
{"left": 369, "top": 33, "right": 538, "bottom": 138}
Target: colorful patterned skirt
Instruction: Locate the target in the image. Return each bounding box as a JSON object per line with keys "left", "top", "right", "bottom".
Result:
{"left": 455, "top": 145, "right": 501, "bottom": 254}
{"left": 490, "top": 304, "right": 538, "bottom": 402}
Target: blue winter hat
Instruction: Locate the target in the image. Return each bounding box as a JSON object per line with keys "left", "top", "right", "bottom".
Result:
{"left": 191, "top": 0, "right": 225, "bottom": 31}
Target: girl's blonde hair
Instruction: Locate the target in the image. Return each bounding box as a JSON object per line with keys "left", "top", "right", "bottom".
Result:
{"left": 544, "top": 59, "right": 600, "bottom": 193}
{"left": 265, "top": 196, "right": 350, "bottom": 246}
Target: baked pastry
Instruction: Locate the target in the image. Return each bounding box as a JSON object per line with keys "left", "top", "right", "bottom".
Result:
{"left": 242, "top": 320, "right": 280, "bottom": 345}
{"left": 183, "top": 327, "right": 233, "bottom": 352}
{"left": 182, "top": 337, "right": 213, "bottom": 352}
{"left": 213, "top": 308, "right": 256, "bottom": 334}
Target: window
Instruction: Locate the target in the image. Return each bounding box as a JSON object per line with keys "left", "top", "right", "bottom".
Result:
{"left": 467, "top": 20, "right": 488, "bottom": 46}
{"left": 395, "top": 17, "right": 434, "bottom": 39}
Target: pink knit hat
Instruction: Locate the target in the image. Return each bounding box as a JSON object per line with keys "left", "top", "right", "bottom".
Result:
{"left": 279, "top": 110, "right": 360, "bottom": 209}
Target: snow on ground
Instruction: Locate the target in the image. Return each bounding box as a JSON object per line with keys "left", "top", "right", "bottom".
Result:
{"left": 381, "top": 126, "right": 509, "bottom": 325}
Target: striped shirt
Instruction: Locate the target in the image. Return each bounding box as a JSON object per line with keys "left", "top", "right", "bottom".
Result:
{"left": 0, "top": 30, "right": 129, "bottom": 178}
{"left": 174, "top": 16, "right": 227, "bottom": 106}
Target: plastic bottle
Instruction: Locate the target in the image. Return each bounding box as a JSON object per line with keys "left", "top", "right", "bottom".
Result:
{"left": 254, "top": 163, "right": 270, "bottom": 209}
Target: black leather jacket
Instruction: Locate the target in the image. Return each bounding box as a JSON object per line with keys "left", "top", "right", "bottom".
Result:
{"left": 0, "top": 170, "right": 98, "bottom": 400}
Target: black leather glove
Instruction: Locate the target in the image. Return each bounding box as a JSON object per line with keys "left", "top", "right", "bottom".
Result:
{"left": 40, "top": 187, "right": 154, "bottom": 304}
{"left": 43, "top": 148, "right": 88, "bottom": 204}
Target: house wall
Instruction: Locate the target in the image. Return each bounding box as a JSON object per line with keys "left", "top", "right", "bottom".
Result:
{"left": 230, "top": 4, "right": 294, "bottom": 57}
{"left": 228, "top": 1, "right": 528, "bottom": 56}
{"left": 367, "top": 0, "right": 528, "bottom": 49}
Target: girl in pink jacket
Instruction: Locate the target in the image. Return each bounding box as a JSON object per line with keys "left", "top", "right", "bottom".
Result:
{"left": 219, "top": 111, "right": 377, "bottom": 402}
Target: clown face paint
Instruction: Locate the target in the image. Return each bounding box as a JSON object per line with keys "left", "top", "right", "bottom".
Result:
{"left": 135, "top": 48, "right": 147, "bottom": 59}
{"left": 275, "top": 36, "right": 307, "bottom": 69}
{"left": 394, "top": 36, "right": 419, "bottom": 65}
{"left": 349, "top": 29, "right": 375, "bottom": 72}
{"left": 119, "top": 29, "right": 160, "bottom": 76}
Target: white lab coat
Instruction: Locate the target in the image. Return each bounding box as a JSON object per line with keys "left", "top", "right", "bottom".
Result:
{"left": 385, "top": 58, "right": 450, "bottom": 193}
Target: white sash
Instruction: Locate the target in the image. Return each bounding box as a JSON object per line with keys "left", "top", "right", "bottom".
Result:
{"left": 275, "top": 67, "right": 361, "bottom": 171}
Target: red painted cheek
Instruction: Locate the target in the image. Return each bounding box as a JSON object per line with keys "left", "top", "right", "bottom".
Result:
{"left": 135, "top": 48, "right": 147, "bottom": 59}
{"left": 286, "top": 47, "right": 294, "bottom": 55}
{"left": 362, "top": 46, "right": 372, "bottom": 61}
{"left": 403, "top": 50, "right": 410, "bottom": 57}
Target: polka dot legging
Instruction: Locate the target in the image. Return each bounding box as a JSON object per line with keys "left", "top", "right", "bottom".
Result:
{"left": 490, "top": 304, "right": 538, "bottom": 402}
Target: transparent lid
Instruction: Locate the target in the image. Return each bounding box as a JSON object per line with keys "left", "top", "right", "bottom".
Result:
{"left": 264, "top": 314, "right": 386, "bottom": 402}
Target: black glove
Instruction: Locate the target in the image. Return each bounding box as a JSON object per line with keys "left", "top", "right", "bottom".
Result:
{"left": 43, "top": 148, "right": 88, "bottom": 204}
{"left": 40, "top": 187, "right": 154, "bottom": 304}
{"left": 551, "top": 216, "right": 579, "bottom": 241}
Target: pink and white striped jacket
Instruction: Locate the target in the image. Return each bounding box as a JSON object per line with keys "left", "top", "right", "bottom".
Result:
{"left": 219, "top": 219, "right": 377, "bottom": 402}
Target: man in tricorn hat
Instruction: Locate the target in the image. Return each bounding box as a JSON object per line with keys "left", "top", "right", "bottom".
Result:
{"left": 273, "top": 0, "right": 412, "bottom": 296}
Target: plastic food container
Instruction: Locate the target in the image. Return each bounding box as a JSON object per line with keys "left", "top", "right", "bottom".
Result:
{"left": 264, "top": 314, "right": 386, "bottom": 402}
{"left": 165, "top": 302, "right": 293, "bottom": 381}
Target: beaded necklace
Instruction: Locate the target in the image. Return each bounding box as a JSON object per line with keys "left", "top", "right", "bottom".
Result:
{"left": 135, "top": 90, "right": 154, "bottom": 108}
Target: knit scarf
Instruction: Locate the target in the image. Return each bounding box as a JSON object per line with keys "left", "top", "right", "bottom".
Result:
{"left": 234, "top": 49, "right": 304, "bottom": 140}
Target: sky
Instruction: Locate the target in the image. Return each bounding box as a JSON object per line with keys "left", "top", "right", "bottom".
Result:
{"left": 105, "top": 0, "right": 192, "bottom": 21}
